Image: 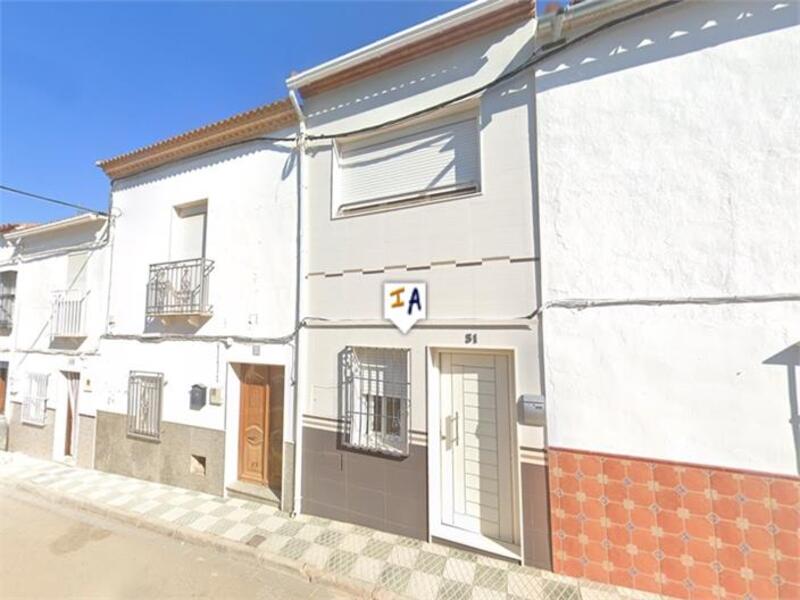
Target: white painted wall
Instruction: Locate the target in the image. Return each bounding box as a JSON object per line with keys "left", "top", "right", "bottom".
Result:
{"left": 534, "top": 1, "right": 800, "bottom": 474}
{"left": 0, "top": 218, "right": 109, "bottom": 461}
{"left": 302, "top": 20, "right": 540, "bottom": 323}
{"left": 102, "top": 138, "right": 300, "bottom": 490}
{"left": 106, "top": 137, "right": 298, "bottom": 339}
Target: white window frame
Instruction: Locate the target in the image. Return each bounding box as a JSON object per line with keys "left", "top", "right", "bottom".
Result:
{"left": 332, "top": 104, "right": 482, "bottom": 217}
{"left": 127, "top": 371, "right": 164, "bottom": 441}
{"left": 341, "top": 346, "right": 410, "bottom": 456}
{"left": 22, "top": 373, "right": 48, "bottom": 426}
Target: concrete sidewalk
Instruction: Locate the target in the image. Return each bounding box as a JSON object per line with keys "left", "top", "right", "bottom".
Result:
{"left": 0, "top": 452, "right": 659, "bottom": 600}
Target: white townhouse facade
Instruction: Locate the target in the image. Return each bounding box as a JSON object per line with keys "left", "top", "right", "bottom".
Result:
{"left": 531, "top": 1, "right": 800, "bottom": 599}
{"left": 1, "top": 1, "right": 797, "bottom": 599}
{"left": 93, "top": 100, "right": 301, "bottom": 506}
{"left": 287, "top": 0, "right": 552, "bottom": 568}
{"left": 0, "top": 214, "right": 109, "bottom": 468}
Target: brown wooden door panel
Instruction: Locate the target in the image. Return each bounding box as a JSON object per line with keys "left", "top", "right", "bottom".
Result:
{"left": 0, "top": 368, "right": 7, "bottom": 416}
{"left": 237, "top": 364, "right": 285, "bottom": 490}
{"left": 267, "top": 367, "right": 284, "bottom": 493}
{"left": 238, "top": 365, "right": 269, "bottom": 484}
{"left": 65, "top": 396, "right": 73, "bottom": 456}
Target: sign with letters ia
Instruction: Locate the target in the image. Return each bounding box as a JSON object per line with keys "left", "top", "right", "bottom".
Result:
{"left": 384, "top": 283, "right": 426, "bottom": 334}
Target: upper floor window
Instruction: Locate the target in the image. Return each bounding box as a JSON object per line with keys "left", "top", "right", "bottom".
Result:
{"left": 170, "top": 200, "right": 207, "bottom": 261}
{"left": 334, "top": 108, "right": 481, "bottom": 215}
{"left": 51, "top": 253, "right": 89, "bottom": 340}
{"left": 66, "top": 252, "right": 89, "bottom": 291}
{"left": 0, "top": 271, "right": 17, "bottom": 333}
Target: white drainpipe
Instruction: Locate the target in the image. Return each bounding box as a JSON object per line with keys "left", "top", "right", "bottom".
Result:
{"left": 288, "top": 87, "right": 307, "bottom": 516}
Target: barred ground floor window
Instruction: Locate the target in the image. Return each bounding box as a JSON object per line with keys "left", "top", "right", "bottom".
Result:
{"left": 127, "top": 371, "right": 164, "bottom": 441}
{"left": 22, "top": 373, "right": 48, "bottom": 426}
{"left": 341, "top": 346, "right": 410, "bottom": 456}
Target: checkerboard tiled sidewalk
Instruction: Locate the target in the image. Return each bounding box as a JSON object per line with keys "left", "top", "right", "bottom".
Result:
{"left": 0, "top": 452, "right": 661, "bottom": 600}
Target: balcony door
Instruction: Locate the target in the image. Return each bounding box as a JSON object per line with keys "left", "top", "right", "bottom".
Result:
{"left": 170, "top": 201, "right": 207, "bottom": 261}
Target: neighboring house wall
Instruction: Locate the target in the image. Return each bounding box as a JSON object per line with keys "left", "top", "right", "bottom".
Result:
{"left": 534, "top": 2, "right": 800, "bottom": 597}
{"left": 0, "top": 218, "right": 109, "bottom": 467}
{"left": 97, "top": 139, "right": 299, "bottom": 498}
{"left": 298, "top": 17, "right": 550, "bottom": 566}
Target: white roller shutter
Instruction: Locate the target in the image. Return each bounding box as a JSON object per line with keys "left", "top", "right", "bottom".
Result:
{"left": 338, "top": 115, "right": 480, "bottom": 211}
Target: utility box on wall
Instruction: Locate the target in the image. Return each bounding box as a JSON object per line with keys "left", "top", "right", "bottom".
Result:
{"left": 190, "top": 384, "right": 207, "bottom": 410}
{"left": 518, "top": 394, "right": 546, "bottom": 427}
{"left": 208, "top": 386, "right": 223, "bottom": 406}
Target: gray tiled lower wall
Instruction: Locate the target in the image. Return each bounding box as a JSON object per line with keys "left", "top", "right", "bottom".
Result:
{"left": 521, "top": 462, "right": 552, "bottom": 570}
{"left": 76, "top": 414, "right": 95, "bottom": 469}
{"left": 7, "top": 403, "right": 55, "bottom": 459}
{"left": 302, "top": 426, "right": 428, "bottom": 540}
{"left": 94, "top": 410, "right": 224, "bottom": 496}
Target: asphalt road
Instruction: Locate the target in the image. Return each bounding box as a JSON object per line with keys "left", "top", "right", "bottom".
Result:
{"left": 0, "top": 487, "right": 349, "bottom": 600}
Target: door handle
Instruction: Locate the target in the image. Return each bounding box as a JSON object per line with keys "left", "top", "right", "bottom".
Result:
{"left": 441, "top": 413, "right": 459, "bottom": 448}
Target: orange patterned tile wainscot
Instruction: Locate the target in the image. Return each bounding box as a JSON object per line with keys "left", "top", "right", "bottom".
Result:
{"left": 548, "top": 448, "right": 800, "bottom": 600}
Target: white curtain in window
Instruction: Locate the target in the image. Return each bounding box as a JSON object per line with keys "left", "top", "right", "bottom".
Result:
{"left": 338, "top": 116, "right": 480, "bottom": 208}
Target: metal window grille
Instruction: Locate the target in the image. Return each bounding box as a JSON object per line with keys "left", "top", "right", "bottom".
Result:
{"left": 0, "top": 271, "right": 16, "bottom": 331}
{"left": 342, "top": 347, "right": 410, "bottom": 456}
{"left": 22, "top": 373, "right": 48, "bottom": 426}
{"left": 145, "top": 258, "right": 213, "bottom": 316}
{"left": 127, "top": 371, "right": 164, "bottom": 441}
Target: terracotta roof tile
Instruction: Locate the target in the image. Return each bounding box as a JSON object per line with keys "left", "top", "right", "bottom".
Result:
{"left": 97, "top": 98, "right": 297, "bottom": 180}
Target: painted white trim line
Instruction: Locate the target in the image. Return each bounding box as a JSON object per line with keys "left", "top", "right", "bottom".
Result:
{"left": 286, "top": 0, "right": 520, "bottom": 91}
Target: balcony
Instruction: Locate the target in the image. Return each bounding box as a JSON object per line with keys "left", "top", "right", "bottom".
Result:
{"left": 51, "top": 289, "right": 87, "bottom": 339}
{"left": 146, "top": 258, "right": 213, "bottom": 317}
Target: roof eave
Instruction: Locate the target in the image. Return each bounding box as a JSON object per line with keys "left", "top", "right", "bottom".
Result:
{"left": 4, "top": 213, "right": 107, "bottom": 241}
{"left": 286, "top": 0, "right": 534, "bottom": 95}
{"left": 96, "top": 98, "right": 297, "bottom": 180}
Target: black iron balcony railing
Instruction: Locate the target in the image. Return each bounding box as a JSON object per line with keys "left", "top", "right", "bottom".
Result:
{"left": 145, "top": 258, "right": 213, "bottom": 317}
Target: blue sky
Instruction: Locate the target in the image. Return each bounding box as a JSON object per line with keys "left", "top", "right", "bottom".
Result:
{"left": 5, "top": 0, "right": 536, "bottom": 223}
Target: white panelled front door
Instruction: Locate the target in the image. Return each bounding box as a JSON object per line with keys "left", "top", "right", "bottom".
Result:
{"left": 433, "top": 351, "right": 517, "bottom": 557}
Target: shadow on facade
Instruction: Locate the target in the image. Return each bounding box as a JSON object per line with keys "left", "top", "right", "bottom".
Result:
{"left": 764, "top": 343, "right": 800, "bottom": 476}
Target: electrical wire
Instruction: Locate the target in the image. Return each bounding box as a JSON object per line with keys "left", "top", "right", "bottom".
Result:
{"left": 0, "top": 184, "right": 109, "bottom": 216}
{"left": 306, "top": 0, "right": 684, "bottom": 141}
{"left": 5, "top": 0, "right": 684, "bottom": 216}
{"left": 98, "top": 0, "right": 683, "bottom": 185}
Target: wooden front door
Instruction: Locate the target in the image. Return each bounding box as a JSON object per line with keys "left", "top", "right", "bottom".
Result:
{"left": 0, "top": 366, "right": 7, "bottom": 415}
{"left": 238, "top": 364, "right": 283, "bottom": 489}
{"left": 64, "top": 372, "right": 80, "bottom": 457}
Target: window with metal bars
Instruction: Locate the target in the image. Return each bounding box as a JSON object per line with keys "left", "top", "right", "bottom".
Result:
{"left": 0, "top": 271, "right": 16, "bottom": 332}
{"left": 127, "top": 371, "right": 163, "bottom": 441}
{"left": 22, "top": 373, "right": 48, "bottom": 426}
{"left": 341, "top": 347, "right": 410, "bottom": 456}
